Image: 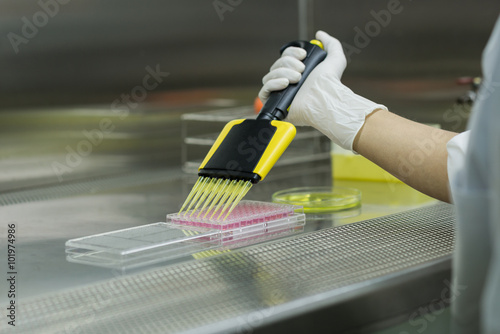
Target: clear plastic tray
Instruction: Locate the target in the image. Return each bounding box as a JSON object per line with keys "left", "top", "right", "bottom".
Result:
{"left": 66, "top": 201, "right": 305, "bottom": 269}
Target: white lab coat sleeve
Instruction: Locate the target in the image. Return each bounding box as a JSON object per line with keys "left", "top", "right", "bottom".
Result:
{"left": 447, "top": 130, "right": 470, "bottom": 195}
{"left": 450, "top": 14, "right": 500, "bottom": 334}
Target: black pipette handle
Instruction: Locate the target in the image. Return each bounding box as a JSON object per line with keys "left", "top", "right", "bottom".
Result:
{"left": 256, "top": 40, "right": 327, "bottom": 121}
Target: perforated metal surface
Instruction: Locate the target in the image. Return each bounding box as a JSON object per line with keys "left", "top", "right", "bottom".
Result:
{"left": 16, "top": 203, "right": 455, "bottom": 334}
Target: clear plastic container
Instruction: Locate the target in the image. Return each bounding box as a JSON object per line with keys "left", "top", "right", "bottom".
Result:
{"left": 66, "top": 201, "right": 305, "bottom": 269}
{"left": 272, "top": 186, "right": 361, "bottom": 214}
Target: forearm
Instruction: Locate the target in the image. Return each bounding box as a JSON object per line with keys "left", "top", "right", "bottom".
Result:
{"left": 353, "top": 109, "right": 458, "bottom": 203}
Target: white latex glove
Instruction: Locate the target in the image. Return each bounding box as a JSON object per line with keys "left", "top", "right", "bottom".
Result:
{"left": 258, "top": 30, "right": 387, "bottom": 152}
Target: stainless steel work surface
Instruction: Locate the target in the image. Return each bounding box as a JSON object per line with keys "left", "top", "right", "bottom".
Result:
{"left": 0, "top": 101, "right": 453, "bottom": 333}
{"left": 11, "top": 202, "right": 454, "bottom": 333}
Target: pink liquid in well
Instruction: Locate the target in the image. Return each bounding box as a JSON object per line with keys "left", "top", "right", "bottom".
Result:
{"left": 167, "top": 201, "right": 296, "bottom": 230}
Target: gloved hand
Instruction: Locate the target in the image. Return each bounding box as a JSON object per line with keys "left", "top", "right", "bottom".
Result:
{"left": 258, "top": 30, "right": 387, "bottom": 152}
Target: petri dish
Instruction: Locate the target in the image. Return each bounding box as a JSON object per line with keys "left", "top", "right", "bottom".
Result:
{"left": 272, "top": 186, "right": 361, "bottom": 214}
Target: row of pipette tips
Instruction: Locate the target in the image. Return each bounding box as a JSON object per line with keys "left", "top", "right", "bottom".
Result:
{"left": 178, "top": 176, "right": 253, "bottom": 221}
